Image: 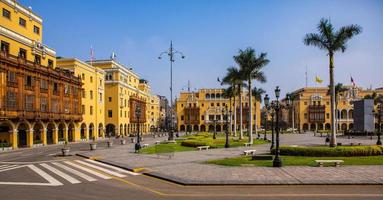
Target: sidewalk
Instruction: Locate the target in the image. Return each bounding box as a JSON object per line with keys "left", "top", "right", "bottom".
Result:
{"left": 77, "top": 133, "right": 383, "bottom": 185}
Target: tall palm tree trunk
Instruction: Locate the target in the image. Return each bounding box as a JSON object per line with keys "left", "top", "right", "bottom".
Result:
{"left": 329, "top": 52, "right": 337, "bottom": 147}
{"left": 291, "top": 104, "right": 295, "bottom": 133}
{"left": 248, "top": 79, "right": 253, "bottom": 144}
{"left": 229, "top": 96, "right": 232, "bottom": 136}
{"left": 239, "top": 84, "right": 243, "bottom": 140}
{"left": 233, "top": 85, "right": 237, "bottom": 137}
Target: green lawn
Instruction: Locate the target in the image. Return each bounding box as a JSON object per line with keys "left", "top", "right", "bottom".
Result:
{"left": 139, "top": 132, "right": 269, "bottom": 154}
{"left": 206, "top": 155, "right": 383, "bottom": 167}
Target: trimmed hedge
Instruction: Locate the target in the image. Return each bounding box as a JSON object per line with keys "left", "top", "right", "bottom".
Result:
{"left": 181, "top": 140, "right": 215, "bottom": 148}
{"left": 271, "top": 145, "right": 383, "bottom": 157}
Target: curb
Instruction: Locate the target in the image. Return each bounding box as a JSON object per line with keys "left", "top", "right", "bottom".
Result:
{"left": 75, "top": 153, "right": 383, "bottom": 186}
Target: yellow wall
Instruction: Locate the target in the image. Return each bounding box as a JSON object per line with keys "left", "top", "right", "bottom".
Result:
{"left": 289, "top": 86, "right": 383, "bottom": 132}
{"left": 57, "top": 58, "right": 105, "bottom": 140}
{"left": 176, "top": 88, "right": 261, "bottom": 132}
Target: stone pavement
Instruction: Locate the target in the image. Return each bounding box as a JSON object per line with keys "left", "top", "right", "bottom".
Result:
{"left": 77, "top": 133, "right": 383, "bottom": 185}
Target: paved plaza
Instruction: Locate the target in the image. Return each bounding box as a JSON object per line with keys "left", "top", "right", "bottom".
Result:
{"left": 77, "top": 133, "right": 383, "bottom": 185}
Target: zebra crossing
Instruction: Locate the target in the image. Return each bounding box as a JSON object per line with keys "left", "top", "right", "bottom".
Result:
{"left": 0, "top": 159, "right": 141, "bottom": 186}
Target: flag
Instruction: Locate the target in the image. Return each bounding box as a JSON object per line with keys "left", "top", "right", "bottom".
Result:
{"left": 351, "top": 76, "right": 356, "bottom": 87}
{"left": 315, "top": 76, "right": 323, "bottom": 84}
{"left": 90, "top": 46, "right": 94, "bottom": 65}
{"left": 217, "top": 77, "right": 221, "bottom": 82}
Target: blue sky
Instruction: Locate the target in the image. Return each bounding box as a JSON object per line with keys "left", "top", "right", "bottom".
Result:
{"left": 20, "top": 0, "right": 383, "bottom": 100}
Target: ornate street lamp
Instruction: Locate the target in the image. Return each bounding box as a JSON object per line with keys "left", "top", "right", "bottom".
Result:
{"left": 377, "top": 103, "right": 382, "bottom": 145}
{"left": 135, "top": 104, "right": 141, "bottom": 153}
{"left": 273, "top": 86, "right": 282, "bottom": 167}
{"left": 158, "top": 41, "right": 185, "bottom": 141}
{"left": 213, "top": 119, "right": 217, "bottom": 139}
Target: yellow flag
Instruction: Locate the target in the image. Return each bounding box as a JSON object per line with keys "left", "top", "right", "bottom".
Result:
{"left": 315, "top": 76, "right": 323, "bottom": 84}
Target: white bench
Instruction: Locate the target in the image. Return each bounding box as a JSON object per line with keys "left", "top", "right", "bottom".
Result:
{"left": 244, "top": 143, "right": 252, "bottom": 147}
{"left": 155, "top": 141, "right": 161, "bottom": 145}
{"left": 196, "top": 146, "right": 210, "bottom": 151}
{"left": 315, "top": 160, "right": 344, "bottom": 167}
{"left": 243, "top": 149, "right": 257, "bottom": 155}
{"left": 142, "top": 144, "right": 149, "bottom": 148}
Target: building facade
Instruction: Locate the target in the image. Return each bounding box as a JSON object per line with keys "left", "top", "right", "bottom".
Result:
{"left": 158, "top": 95, "right": 169, "bottom": 131}
{"left": 90, "top": 59, "right": 158, "bottom": 137}
{"left": 282, "top": 86, "right": 383, "bottom": 132}
{"left": 176, "top": 88, "right": 261, "bottom": 132}
{"left": 0, "top": 0, "right": 82, "bottom": 149}
{"left": 57, "top": 58, "right": 105, "bottom": 141}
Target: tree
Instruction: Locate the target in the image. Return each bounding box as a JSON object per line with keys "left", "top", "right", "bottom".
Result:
{"left": 234, "top": 48, "right": 268, "bottom": 144}
{"left": 252, "top": 87, "right": 265, "bottom": 138}
{"left": 221, "top": 67, "right": 244, "bottom": 137}
{"left": 304, "top": 18, "right": 362, "bottom": 147}
{"left": 222, "top": 86, "right": 235, "bottom": 135}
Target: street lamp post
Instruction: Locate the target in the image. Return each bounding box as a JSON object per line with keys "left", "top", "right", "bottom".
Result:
{"left": 158, "top": 41, "right": 185, "bottom": 141}
{"left": 135, "top": 105, "right": 141, "bottom": 153}
{"left": 263, "top": 110, "right": 268, "bottom": 141}
{"left": 264, "top": 87, "right": 287, "bottom": 167}
{"left": 270, "top": 110, "right": 275, "bottom": 150}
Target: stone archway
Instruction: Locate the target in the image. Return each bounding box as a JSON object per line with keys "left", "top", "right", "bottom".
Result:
{"left": 68, "top": 123, "right": 75, "bottom": 142}
{"left": 33, "top": 122, "right": 44, "bottom": 145}
{"left": 0, "top": 121, "right": 15, "bottom": 148}
{"left": 180, "top": 125, "right": 185, "bottom": 132}
{"left": 80, "top": 123, "right": 87, "bottom": 139}
{"left": 17, "top": 122, "right": 30, "bottom": 148}
{"left": 98, "top": 123, "right": 103, "bottom": 137}
{"left": 303, "top": 123, "right": 309, "bottom": 131}
{"left": 341, "top": 123, "right": 347, "bottom": 131}
{"left": 216, "top": 125, "right": 221, "bottom": 132}
{"left": 208, "top": 125, "right": 214, "bottom": 132}
{"left": 46, "top": 122, "right": 56, "bottom": 144}
{"left": 200, "top": 125, "right": 206, "bottom": 132}
{"left": 106, "top": 124, "right": 115, "bottom": 137}
{"left": 58, "top": 123, "right": 66, "bottom": 142}
{"left": 310, "top": 123, "right": 316, "bottom": 131}
{"left": 193, "top": 125, "right": 199, "bottom": 132}
{"left": 318, "top": 123, "right": 324, "bottom": 130}
{"left": 124, "top": 124, "right": 128, "bottom": 135}
{"left": 89, "top": 123, "right": 95, "bottom": 139}
{"left": 325, "top": 123, "right": 331, "bottom": 130}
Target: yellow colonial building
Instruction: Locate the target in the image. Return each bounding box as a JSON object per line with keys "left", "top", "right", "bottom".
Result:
{"left": 90, "top": 59, "right": 159, "bottom": 136}
{"left": 57, "top": 58, "right": 105, "bottom": 141}
{"left": 176, "top": 88, "right": 261, "bottom": 132}
{"left": 0, "top": 0, "right": 82, "bottom": 149}
{"left": 284, "top": 86, "right": 383, "bottom": 132}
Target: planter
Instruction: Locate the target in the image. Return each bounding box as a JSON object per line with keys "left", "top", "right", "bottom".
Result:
{"left": 33, "top": 143, "right": 44, "bottom": 148}
{"left": 62, "top": 148, "right": 70, "bottom": 156}
{"left": 90, "top": 143, "right": 97, "bottom": 150}
{"left": 120, "top": 139, "right": 126, "bottom": 145}
{"left": 107, "top": 141, "right": 113, "bottom": 148}
{"left": 0, "top": 147, "right": 13, "bottom": 152}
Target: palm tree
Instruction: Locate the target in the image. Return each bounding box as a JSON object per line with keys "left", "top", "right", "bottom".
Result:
{"left": 252, "top": 87, "right": 265, "bottom": 138}
{"left": 234, "top": 48, "right": 268, "bottom": 144}
{"left": 221, "top": 67, "right": 243, "bottom": 137}
{"left": 222, "top": 86, "right": 235, "bottom": 135}
{"left": 304, "top": 18, "right": 362, "bottom": 147}
{"left": 286, "top": 93, "right": 298, "bottom": 133}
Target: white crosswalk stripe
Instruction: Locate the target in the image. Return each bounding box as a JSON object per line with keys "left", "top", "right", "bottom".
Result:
{"left": 83, "top": 159, "right": 140, "bottom": 176}
{"left": 0, "top": 159, "right": 139, "bottom": 186}
{"left": 52, "top": 162, "right": 97, "bottom": 182}
{"left": 40, "top": 163, "right": 81, "bottom": 184}
{"left": 64, "top": 161, "right": 111, "bottom": 180}
{"left": 75, "top": 160, "right": 127, "bottom": 178}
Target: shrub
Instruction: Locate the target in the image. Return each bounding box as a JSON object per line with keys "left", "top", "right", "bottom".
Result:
{"left": 271, "top": 145, "right": 383, "bottom": 157}
{"left": 181, "top": 140, "right": 214, "bottom": 147}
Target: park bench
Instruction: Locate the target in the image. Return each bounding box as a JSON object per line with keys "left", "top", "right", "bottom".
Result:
{"left": 196, "top": 146, "right": 210, "bottom": 151}
{"left": 244, "top": 143, "right": 252, "bottom": 147}
{"left": 315, "top": 160, "right": 344, "bottom": 167}
{"left": 142, "top": 144, "right": 149, "bottom": 148}
{"left": 165, "top": 140, "right": 177, "bottom": 144}
{"left": 243, "top": 149, "right": 257, "bottom": 156}
{"left": 155, "top": 141, "right": 161, "bottom": 145}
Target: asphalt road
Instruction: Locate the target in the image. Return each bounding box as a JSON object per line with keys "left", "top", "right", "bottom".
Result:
{"left": 0, "top": 135, "right": 382, "bottom": 200}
